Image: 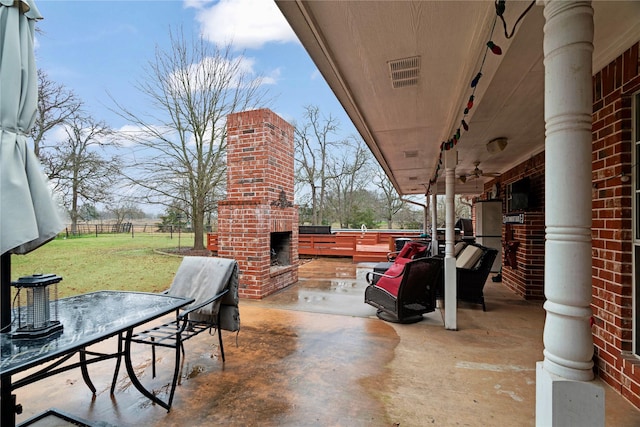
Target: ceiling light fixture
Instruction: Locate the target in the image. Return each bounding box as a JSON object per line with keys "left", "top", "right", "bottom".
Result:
{"left": 486, "top": 137, "right": 508, "bottom": 154}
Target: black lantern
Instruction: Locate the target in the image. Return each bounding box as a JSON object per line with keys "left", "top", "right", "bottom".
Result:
{"left": 11, "top": 273, "right": 63, "bottom": 339}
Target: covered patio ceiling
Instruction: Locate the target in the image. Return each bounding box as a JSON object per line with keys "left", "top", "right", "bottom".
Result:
{"left": 276, "top": 1, "right": 640, "bottom": 196}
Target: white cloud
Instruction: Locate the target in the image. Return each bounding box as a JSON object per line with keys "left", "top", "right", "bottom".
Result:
{"left": 186, "top": 0, "right": 298, "bottom": 50}
{"left": 183, "top": 0, "right": 209, "bottom": 10}
{"left": 167, "top": 54, "right": 274, "bottom": 95}
{"left": 114, "top": 124, "right": 157, "bottom": 148}
{"left": 48, "top": 124, "right": 68, "bottom": 144}
{"left": 262, "top": 67, "right": 281, "bottom": 85}
{"left": 310, "top": 69, "right": 321, "bottom": 81}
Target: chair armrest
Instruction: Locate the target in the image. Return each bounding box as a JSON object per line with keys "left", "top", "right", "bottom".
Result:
{"left": 386, "top": 251, "right": 400, "bottom": 261}
{"left": 366, "top": 267, "right": 407, "bottom": 285}
{"left": 366, "top": 271, "right": 376, "bottom": 284}
{"left": 178, "top": 289, "right": 229, "bottom": 321}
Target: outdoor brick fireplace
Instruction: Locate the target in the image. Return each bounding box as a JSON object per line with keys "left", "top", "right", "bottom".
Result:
{"left": 217, "top": 109, "right": 299, "bottom": 299}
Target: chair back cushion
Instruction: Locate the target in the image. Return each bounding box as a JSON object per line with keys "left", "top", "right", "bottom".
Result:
{"left": 454, "top": 242, "right": 467, "bottom": 257}
{"left": 455, "top": 245, "right": 484, "bottom": 269}
{"left": 395, "top": 241, "right": 430, "bottom": 265}
{"left": 167, "top": 256, "right": 240, "bottom": 331}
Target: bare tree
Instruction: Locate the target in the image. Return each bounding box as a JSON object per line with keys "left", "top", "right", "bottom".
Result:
{"left": 49, "top": 115, "right": 119, "bottom": 233}
{"left": 107, "top": 201, "right": 145, "bottom": 229}
{"left": 294, "top": 105, "right": 342, "bottom": 225}
{"left": 435, "top": 194, "right": 473, "bottom": 227}
{"left": 112, "top": 30, "right": 269, "bottom": 250}
{"left": 373, "top": 167, "right": 405, "bottom": 228}
{"left": 31, "top": 69, "right": 81, "bottom": 159}
{"left": 393, "top": 204, "right": 425, "bottom": 230}
{"left": 325, "top": 137, "right": 372, "bottom": 227}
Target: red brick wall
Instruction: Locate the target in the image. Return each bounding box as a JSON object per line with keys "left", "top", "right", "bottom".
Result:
{"left": 498, "top": 152, "right": 545, "bottom": 300}
{"left": 500, "top": 213, "right": 545, "bottom": 299}
{"left": 226, "top": 109, "right": 295, "bottom": 203}
{"left": 476, "top": 151, "right": 545, "bottom": 300}
{"left": 219, "top": 109, "right": 299, "bottom": 299}
{"left": 591, "top": 42, "right": 640, "bottom": 408}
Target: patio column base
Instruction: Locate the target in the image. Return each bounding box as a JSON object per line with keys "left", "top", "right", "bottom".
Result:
{"left": 535, "top": 362, "right": 604, "bottom": 427}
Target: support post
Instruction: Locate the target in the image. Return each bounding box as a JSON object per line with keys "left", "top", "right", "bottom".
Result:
{"left": 1, "top": 252, "right": 16, "bottom": 427}
{"left": 536, "top": 1, "right": 603, "bottom": 425}
{"left": 430, "top": 193, "right": 438, "bottom": 257}
{"left": 422, "top": 198, "right": 428, "bottom": 237}
{"left": 444, "top": 149, "right": 457, "bottom": 330}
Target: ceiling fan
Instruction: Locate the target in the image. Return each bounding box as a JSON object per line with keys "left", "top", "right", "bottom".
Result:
{"left": 471, "top": 161, "right": 501, "bottom": 179}
{"left": 458, "top": 162, "right": 499, "bottom": 183}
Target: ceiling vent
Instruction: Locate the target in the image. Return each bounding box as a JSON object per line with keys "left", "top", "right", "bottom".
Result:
{"left": 388, "top": 56, "right": 420, "bottom": 89}
{"left": 403, "top": 150, "right": 419, "bottom": 158}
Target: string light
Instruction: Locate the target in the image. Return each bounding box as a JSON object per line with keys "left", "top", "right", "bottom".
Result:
{"left": 471, "top": 72, "right": 482, "bottom": 88}
{"left": 467, "top": 95, "right": 474, "bottom": 110}
{"left": 425, "top": 0, "right": 535, "bottom": 195}
{"left": 487, "top": 41, "right": 502, "bottom": 55}
{"left": 425, "top": 8, "right": 503, "bottom": 196}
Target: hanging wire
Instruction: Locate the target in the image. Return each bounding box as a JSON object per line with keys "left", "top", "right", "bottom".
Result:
{"left": 496, "top": 0, "right": 536, "bottom": 39}
{"left": 0, "top": 288, "right": 21, "bottom": 333}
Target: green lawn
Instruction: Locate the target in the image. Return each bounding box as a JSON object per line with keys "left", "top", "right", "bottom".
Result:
{"left": 8, "top": 233, "right": 199, "bottom": 298}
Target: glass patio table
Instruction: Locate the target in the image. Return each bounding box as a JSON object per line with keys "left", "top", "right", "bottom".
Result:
{"left": 0, "top": 290, "right": 194, "bottom": 427}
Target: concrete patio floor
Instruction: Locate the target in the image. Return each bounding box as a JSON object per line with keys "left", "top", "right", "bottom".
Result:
{"left": 13, "top": 257, "right": 640, "bottom": 426}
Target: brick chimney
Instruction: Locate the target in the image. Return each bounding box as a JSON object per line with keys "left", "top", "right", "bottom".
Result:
{"left": 218, "top": 109, "right": 299, "bottom": 299}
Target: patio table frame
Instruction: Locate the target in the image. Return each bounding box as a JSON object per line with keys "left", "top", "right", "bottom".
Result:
{"left": 0, "top": 290, "right": 194, "bottom": 427}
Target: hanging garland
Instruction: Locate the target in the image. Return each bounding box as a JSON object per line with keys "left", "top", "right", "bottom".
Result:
{"left": 426, "top": 15, "right": 501, "bottom": 193}
{"left": 425, "top": 0, "right": 534, "bottom": 195}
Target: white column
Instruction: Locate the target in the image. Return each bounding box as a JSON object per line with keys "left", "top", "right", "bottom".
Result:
{"left": 536, "top": 1, "right": 603, "bottom": 425}
{"left": 422, "top": 198, "right": 428, "bottom": 236}
{"left": 444, "top": 149, "right": 457, "bottom": 330}
{"left": 430, "top": 193, "right": 438, "bottom": 257}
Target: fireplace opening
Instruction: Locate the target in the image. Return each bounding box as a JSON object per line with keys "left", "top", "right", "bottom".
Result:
{"left": 270, "top": 231, "right": 292, "bottom": 266}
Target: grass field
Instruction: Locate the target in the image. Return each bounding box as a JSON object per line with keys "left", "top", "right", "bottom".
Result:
{"left": 8, "top": 233, "right": 199, "bottom": 298}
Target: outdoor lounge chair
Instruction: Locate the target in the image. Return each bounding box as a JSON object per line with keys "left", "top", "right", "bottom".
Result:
{"left": 364, "top": 257, "right": 442, "bottom": 323}
{"left": 370, "top": 240, "right": 431, "bottom": 285}
{"left": 433, "top": 243, "right": 498, "bottom": 311}
{"left": 120, "top": 256, "right": 240, "bottom": 410}
{"left": 453, "top": 243, "right": 498, "bottom": 311}
{"left": 369, "top": 241, "right": 498, "bottom": 312}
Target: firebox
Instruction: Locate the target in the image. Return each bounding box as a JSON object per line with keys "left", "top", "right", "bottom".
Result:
{"left": 271, "top": 231, "right": 292, "bottom": 266}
